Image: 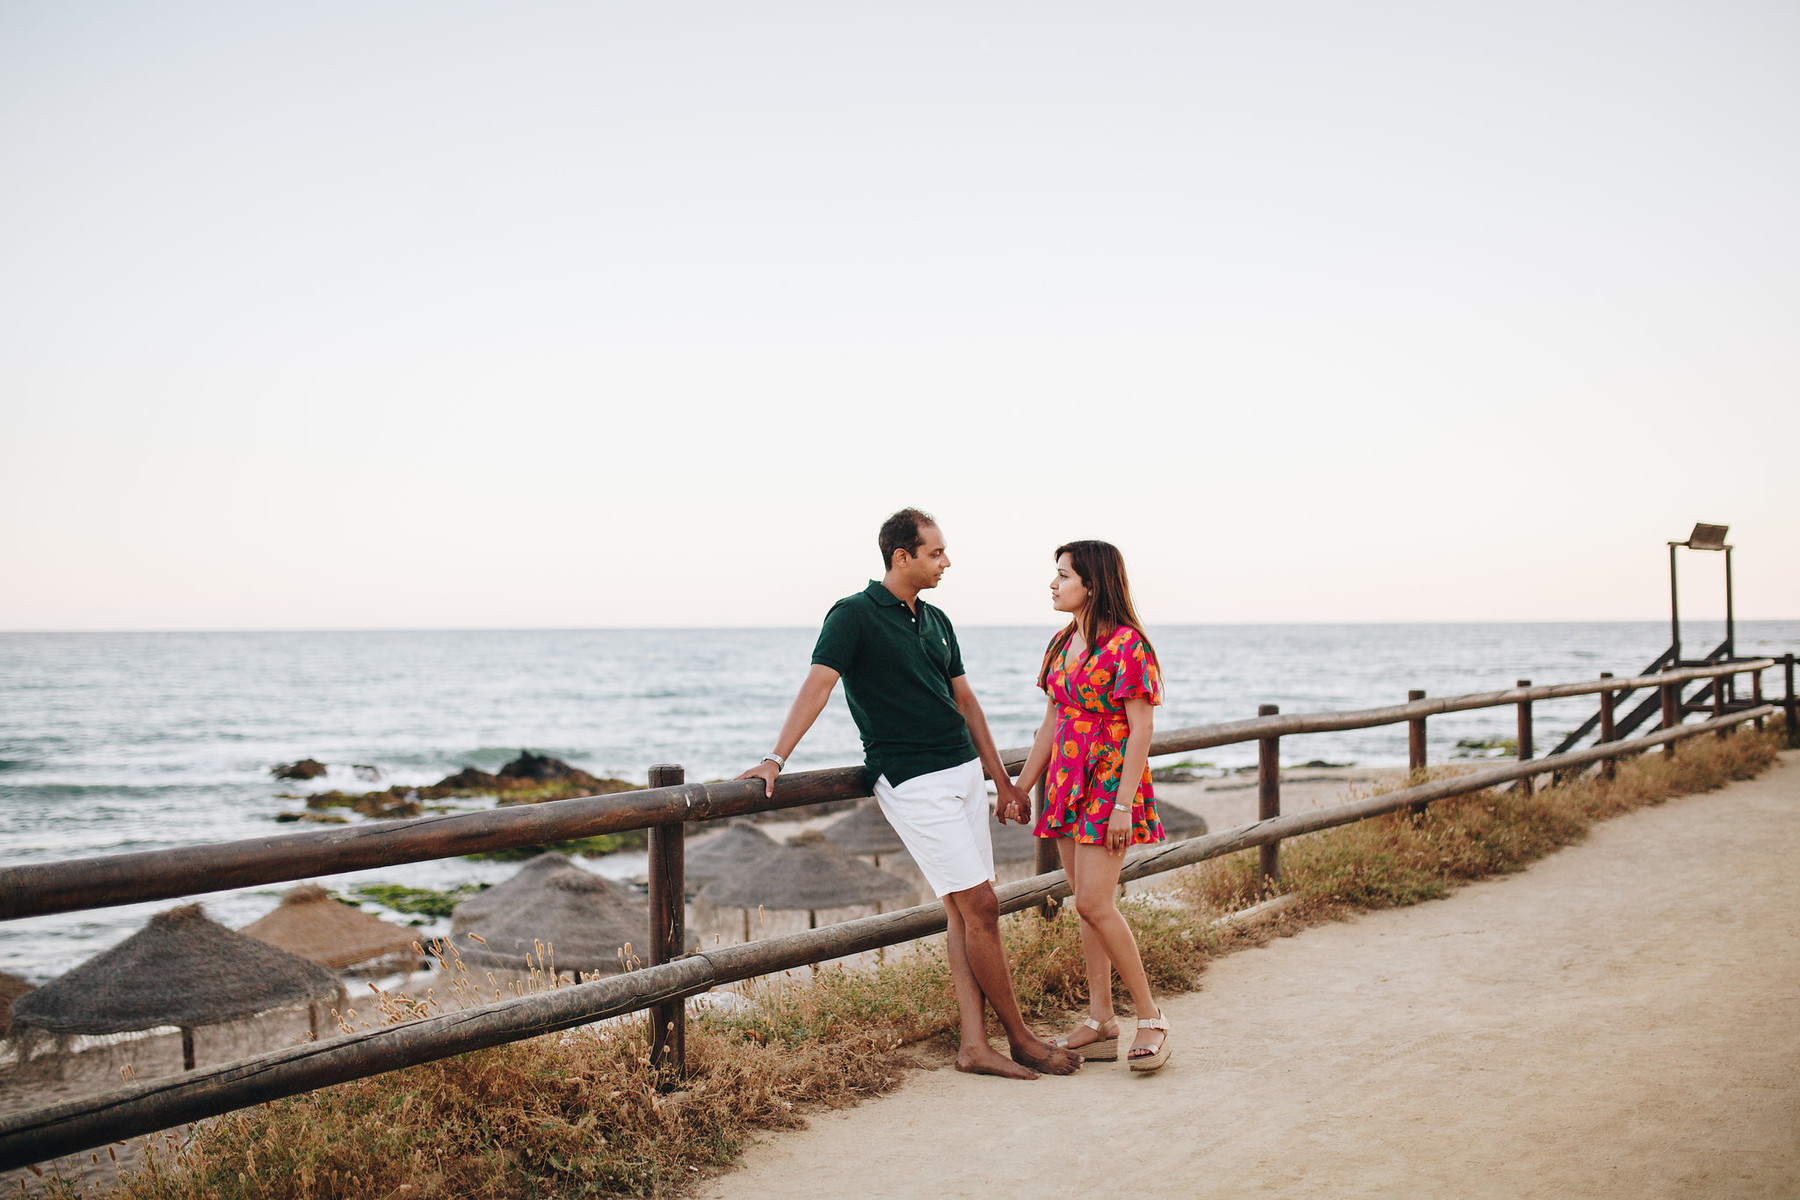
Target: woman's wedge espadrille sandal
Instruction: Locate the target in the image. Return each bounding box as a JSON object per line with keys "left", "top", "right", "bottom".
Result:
{"left": 1053, "top": 1016, "right": 1119, "bottom": 1061}
{"left": 1127, "top": 1015, "right": 1172, "bottom": 1073}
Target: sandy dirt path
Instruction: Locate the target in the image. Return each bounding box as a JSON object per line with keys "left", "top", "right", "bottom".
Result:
{"left": 707, "top": 752, "right": 1800, "bottom": 1200}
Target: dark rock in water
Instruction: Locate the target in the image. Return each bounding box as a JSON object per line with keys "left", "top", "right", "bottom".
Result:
{"left": 352, "top": 764, "right": 382, "bottom": 782}
{"left": 1299, "top": 760, "right": 1352, "bottom": 769}
{"left": 272, "top": 758, "right": 328, "bottom": 781}
{"left": 498, "top": 751, "right": 601, "bottom": 788}
{"left": 304, "top": 790, "right": 421, "bottom": 819}
{"left": 436, "top": 767, "right": 505, "bottom": 790}
{"left": 276, "top": 811, "right": 349, "bottom": 825}
{"left": 1151, "top": 767, "right": 1198, "bottom": 783}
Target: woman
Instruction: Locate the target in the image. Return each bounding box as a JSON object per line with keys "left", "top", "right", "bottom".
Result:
{"left": 1012, "top": 540, "right": 1171, "bottom": 1071}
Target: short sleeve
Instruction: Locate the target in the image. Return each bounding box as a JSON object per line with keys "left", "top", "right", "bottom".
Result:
{"left": 1108, "top": 627, "right": 1161, "bottom": 705}
{"left": 811, "top": 599, "right": 862, "bottom": 675}
{"left": 939, "top": 610, "right": 966, "bottom": 679}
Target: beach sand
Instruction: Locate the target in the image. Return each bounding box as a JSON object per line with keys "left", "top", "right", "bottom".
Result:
{"left": 704, "top": 752, "right": 1800, "bottom": 1199}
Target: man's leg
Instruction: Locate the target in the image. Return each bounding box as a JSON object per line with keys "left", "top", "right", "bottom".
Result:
{"left": 943, "top": 895, "right": 1037, "bottom": 1078}
{"left": 944, "top": 882, "right": 1081, "bottom": 1075}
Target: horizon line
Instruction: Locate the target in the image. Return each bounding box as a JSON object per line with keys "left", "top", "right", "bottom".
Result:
{"left": 1, "top": 617, "right": 1793, "bottom": 637}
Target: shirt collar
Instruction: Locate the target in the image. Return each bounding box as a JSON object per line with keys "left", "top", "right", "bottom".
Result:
{"left": 865, "top": 580, "right": 906, "bottom": 608}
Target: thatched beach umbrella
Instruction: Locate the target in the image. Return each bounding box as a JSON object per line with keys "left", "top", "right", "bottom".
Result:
{"left": 240, "top": 884, "right": 420, "bottom": 974}
{"left": 696, "top": 832, "right": 916, "bottom": 943}
{"left": 11, "top": 904, "right": 342, "bottom": 1070}
{"left": 0, "top": 971, "right": 36, "bottom": 1039}
{"left": 822, "top": 802, "right": 906, "bottom": 862}
{"left": 686, "top": 821, "right": 778, "bottom": 895}
{"left": 454, "top": 862, "right": 666, "bottom": 978}
{"left": 1157, "top": 801, "right": 1208, "bottom": 840}
{"left": 450, "top": 852, "right": 578, "bottom": 936}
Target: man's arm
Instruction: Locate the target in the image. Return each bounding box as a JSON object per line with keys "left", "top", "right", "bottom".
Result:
{"left": 735, "top": 663, "right": 840, "bottom": 797}
{"left": 950, "top": 674, "right": 1032, "bottom": 823}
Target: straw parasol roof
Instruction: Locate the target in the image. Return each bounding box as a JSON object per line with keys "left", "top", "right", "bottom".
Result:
{"left": 240, "top": 884, "right": 420, "bottom": 971}
{"left": 0, "top": 972, "right": 36, "bottom": 1038}
{"left": 1157, "top": 801, "right": 1208, "bottom": 839}
{"left": 451, "top": 852, "right": 578, "bottom": 935}
{"left": 698, "top": 833, "right": 915, "bottom": 912}
{"left": 454, "top": 862, "right": 656, "bottom": 976}
{"left": 991, "top": 819, "right": 1040, "bottom": 864}
{"left": 823, "top": 802, "right": 906, "bottom": 856}
{"left": 687, "top": 822, "right": 778, "bottom": 893}
{"left": 10, "top": 905, "right": 341, "bottom": 1036}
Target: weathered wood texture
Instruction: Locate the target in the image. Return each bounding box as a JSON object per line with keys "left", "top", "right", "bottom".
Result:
{"left": 0, "top": 659, "right": 1775, "bottom": 923}
{"left": 1032, "top": 777, "right": 1060, "bottom": 918}
{"left": 0, "top": 703, "right": 1771, "bottom": 1172}
{"left": 1257, "top": 704, "right": 1280, "bottom": 885}
{"left": 1516, "top": 681, "right": 1534, "bottom": 797}
{"left": 1662, "top": 677, "right": 1680, "bottom": 757}
{"left": 1406, "top": 690, "right": 1427, "bottom": 776}
{"left": 646, "top": 764, "right": 685, "bottom": 1080}
{"left": 1598, "top": 673, "right": 1617, "bottom": 782}
{"left": 1789, "top": 654, "right": 1799, "bottom": 749}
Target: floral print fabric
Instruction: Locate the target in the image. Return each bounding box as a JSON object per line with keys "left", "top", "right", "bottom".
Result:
{"left": 1032, "top": 624, "right": 1165, "bottom": 846}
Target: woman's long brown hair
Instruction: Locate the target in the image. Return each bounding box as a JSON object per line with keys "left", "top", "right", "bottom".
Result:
{"left": 1039, "top": 540, "right": 1158, "bottom": 689}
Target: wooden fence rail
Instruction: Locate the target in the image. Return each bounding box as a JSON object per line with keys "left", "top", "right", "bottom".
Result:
{"left": 0, "top": 659, "right": 1773, "bottom": 922}
{"left": 0, "top": 701, "right": 1777, "bottom": 1172}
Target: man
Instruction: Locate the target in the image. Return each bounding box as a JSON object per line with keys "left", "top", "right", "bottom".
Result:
{"left": 738, "top": 508, "right": 1080, "bottom": 1079}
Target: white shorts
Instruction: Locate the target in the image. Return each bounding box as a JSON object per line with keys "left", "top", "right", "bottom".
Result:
{"left": 872, "top": 757, "right": 995, "bottom": 898}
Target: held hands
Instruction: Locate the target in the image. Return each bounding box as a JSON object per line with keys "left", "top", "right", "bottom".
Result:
{"left": 734, "top": 759, "right": 781, "bottom": 798}
{"left": 994, "top": 777, "right": 1033, "bottom": 825}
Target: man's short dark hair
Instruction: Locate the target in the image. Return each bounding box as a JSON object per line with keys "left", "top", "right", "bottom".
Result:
{"left": 879, "top": 508, "right": 937, "bottom": 570}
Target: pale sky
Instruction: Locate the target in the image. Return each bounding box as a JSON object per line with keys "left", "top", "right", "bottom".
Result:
{"left": 2, "top": 2, "right": 1795, "bottom": 631}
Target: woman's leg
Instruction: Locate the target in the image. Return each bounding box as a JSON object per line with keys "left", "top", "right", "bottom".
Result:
{"left": 1069, "top": 841, "right": 1164, "bottom": 1056}
{"left": 1057, "top": 837, "right": 1119, "bottom": 1046}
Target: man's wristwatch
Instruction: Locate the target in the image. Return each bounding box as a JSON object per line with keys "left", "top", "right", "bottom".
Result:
{"left": 762, "top": 752, "right": 786, "bottom": 770}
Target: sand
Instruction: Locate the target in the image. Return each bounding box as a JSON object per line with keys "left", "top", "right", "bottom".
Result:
{"left": 705, "top": 751, "right": 1800, "bottom": 1200}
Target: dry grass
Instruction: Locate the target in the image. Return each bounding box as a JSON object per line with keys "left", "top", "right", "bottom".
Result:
{"left": 73, "top": 722, "right": 1786, "bottom": 1200}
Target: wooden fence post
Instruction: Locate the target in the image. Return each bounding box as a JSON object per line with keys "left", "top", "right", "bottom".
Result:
{"left": 1713, "top": 669, "right": 1729, "bottom": 739}
{"left": 1661, "top": 671, "right": 1680, "bottom": 757}
{"left": 1787, "top": 654, "right": 1798, "bottom": 749}
{"left": 1752, "top": 669, "right": 1764, "bottom": 733}
{"left": 1257, "top": 705, "right": 1280, "bottom": 889}
{"left": 1407, "top": 690, "right": 1427, "bottom": 777}
{"left": 1597, "top": 672, "right": 1616, "bottom": 781}
{"left": 1406, "top": 691, "right": 1429, "bottom": 817}
{"left": 1033, "top": 778, "right": 1060, "bottom": 919}
{"left": 646, "top": 764, "right": 686, "bottom": 1082}
{"left": 1515, "top": 681, "right": 1533, "bottom": 796}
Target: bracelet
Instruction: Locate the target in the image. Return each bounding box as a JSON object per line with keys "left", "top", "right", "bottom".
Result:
{"left": 762, "top": 752, "right": 786, "bottom": 770}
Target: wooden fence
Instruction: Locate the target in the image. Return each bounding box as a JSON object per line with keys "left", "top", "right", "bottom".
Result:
{"left": 0, "top": 654, "right": 1792, "bottom": 1171}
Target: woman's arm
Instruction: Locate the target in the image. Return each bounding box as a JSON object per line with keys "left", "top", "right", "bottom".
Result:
{"left": 1105, "top": 696, "right": 1156, "bottom": 853}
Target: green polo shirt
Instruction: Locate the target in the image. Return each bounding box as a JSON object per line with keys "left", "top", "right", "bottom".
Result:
{"left": 812, "top": 581, "right": 978, "bottom": 787}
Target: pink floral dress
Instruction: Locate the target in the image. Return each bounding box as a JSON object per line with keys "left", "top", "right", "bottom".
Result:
{"left": 1032, "top": 625, "right": 1165, "bottom": 846}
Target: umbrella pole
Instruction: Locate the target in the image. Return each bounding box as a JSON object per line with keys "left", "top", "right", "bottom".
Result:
{"left": 180, "top": 1028, "right": 195, "bottom": 1071}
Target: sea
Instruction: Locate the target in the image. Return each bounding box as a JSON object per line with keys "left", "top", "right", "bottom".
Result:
{"left": 3, "top": 620, "right": 1795, "bottom": 985}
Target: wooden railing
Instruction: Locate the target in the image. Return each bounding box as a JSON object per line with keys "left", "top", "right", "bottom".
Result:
{"left": 0, "top": 655, "right": 1791, "bottom": 1171}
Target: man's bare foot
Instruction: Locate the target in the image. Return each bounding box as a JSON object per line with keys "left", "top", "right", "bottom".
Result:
{"left": 957, "top": 1043, "right": 1040, "bottom": 1079}
{"left": 1010, "top": 1039, "right": 1083, "bottom": 1076}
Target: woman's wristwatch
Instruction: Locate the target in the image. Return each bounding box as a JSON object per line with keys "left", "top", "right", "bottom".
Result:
{"left": 762, "top": 752, "right": 786, "bottom": 771}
